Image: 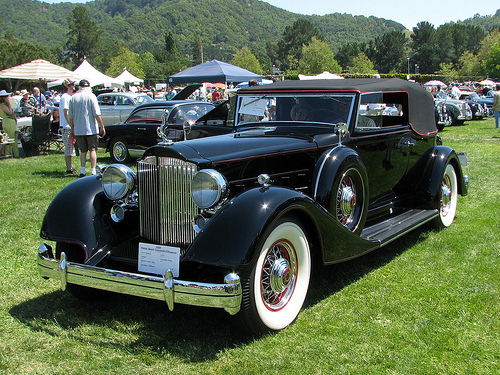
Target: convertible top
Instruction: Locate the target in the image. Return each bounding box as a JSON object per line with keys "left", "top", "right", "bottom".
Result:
{"left": 238, "top": 78, "right": 437, "bottom": 135}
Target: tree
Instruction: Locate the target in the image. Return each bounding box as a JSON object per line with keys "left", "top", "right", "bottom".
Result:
{"left": 232, "top": 46, "right": 264, "bottom": 75}
{"left": 484, "top": 39, "right": 500, "bottom": 79}
{"left": 346, "top": 52, "right": 377, "bottom": 75}
{"left": 436, "top": 62, "right": 458, "bottom": 79}
{"left": 277, "top": 19, "right": 324, "bottom": 71}
{"left": 477, "top": 29, "right": 500, "bottom": 75}
{"left": 191, "top": 35, "right": 203, "bottom": 65}
{"left": 457, "top": 51, "right": 482, "bottom": 77}
{"left": 411, "top": 22, "right": 440, "bottom": 74}
{"left": 298, "top": 37, "right": 341, "bottom": 75}
{"left": 66, "top": 5, "right": 102, "bottom": 67}
{"left": 140, "top": 51, "right": 167, "bottom": 79}
{"left": 335, "top": 42, "right": 363, "bottom": 71}
{"left": 367, "top": 31, "right": 407, "bottom": 73}
{"left": 105, "top": 48, "right": 145, "bottom": 78}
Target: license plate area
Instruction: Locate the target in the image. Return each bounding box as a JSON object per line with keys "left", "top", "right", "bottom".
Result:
{"left": 138, "top": 242, "right": 180, "bottom": 277}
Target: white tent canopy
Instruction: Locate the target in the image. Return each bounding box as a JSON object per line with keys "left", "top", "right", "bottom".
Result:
{"left": 298, "top": 71, "right": 344, "bottom": 80}
{"left": 115, "top": 68, "right": 143, "bottom": 86}
{"left": 48, "top": 59, "right": 123, "bottom": 88}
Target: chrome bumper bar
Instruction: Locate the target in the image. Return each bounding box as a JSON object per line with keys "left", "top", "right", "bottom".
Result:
{"left": 37, "top": 244, "right": 242, "bottom": 315}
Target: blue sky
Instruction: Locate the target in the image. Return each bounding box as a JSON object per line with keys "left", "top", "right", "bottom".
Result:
{"left": 44, "top": 0, "right": 498, "bottom": 30}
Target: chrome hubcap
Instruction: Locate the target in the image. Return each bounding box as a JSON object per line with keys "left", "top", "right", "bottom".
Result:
{"left": 261, "top": 241, "right": 297, "bottom": 310}
{"left": 337, "top": 175, "right": 357, "bottom": 226}
{"left": 113, "top": 143, "right": 126, "bottom": 160}
{"left": 270, "top": 258, "right": 292, "bottom": 293}
{"left": 441, "top": 176, "right": 452, "bottom": 216}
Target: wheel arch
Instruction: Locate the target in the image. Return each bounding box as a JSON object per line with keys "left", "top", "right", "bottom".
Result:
{"left": 40, "top": 176, "right": 104, "bottom": 262}
{"left": 405, "top": 145, "right": 467, "bottom": 207}
{"left": 313, "top": 145, "right": 369, "bottom": 234}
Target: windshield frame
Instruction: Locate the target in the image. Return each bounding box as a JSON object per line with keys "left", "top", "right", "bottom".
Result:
{"left": 234, "top": 93, "right": 356, "bottom": 127}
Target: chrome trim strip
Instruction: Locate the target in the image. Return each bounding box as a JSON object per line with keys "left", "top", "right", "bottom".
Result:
{"left": 38, "top": 245, "right": 242, "bottom": 315}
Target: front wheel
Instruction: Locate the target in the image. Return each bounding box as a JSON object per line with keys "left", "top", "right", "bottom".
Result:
{"left": 238, "top": 218, "right": 311, "bottom": 334}
{"left": 110, "top": 137, "right": 131, "bottom": 163}
{"left": 433, "top": 163, "right": 458, "bottom": 229}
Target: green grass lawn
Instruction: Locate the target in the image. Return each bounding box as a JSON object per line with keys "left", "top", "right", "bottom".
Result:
{"left": 0, "top": 120, "right": 498, "bottom": 374}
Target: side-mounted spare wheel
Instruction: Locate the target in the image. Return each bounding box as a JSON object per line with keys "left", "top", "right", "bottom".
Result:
{"left": 332, "top": 163, "right": 367, "bottom": 234}
{"left": 237, "top": 217, "right": 311, "bottom": 334}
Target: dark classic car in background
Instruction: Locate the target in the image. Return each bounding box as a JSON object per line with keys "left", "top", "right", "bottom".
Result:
{"left": 37, "top": 78, "right": 468, "bottom": 334}
{"left": 99, "top": 100, "right": 217, "bottom": 163}
{"left": 97, "top": 92, "right": 155, "bottom": 126}
{"left": 433, "top": 92, "right": 473, "bottom": 126}
{"left": 461, "top": 92, "right": 493, "bottom": 117}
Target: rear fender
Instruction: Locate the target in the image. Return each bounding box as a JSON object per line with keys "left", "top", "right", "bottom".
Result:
{"left": 406, "top": 146, "right": 467, "bottom": 206}
{"left": 40, "top": 176, "right": 104, "bottom": 261}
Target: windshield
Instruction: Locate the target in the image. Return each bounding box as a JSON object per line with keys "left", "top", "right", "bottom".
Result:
{"left": 235, "top": 94, "right": 355, "bottom": 126}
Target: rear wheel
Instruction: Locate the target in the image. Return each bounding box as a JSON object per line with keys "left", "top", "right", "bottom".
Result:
{"left": 238, "top": 218, "right": 311, "bottom": 334}
{"left": 110, "top": 137, "right": 131, "bottom": 163}
{"left": 433, "top": 163, "right": 458, "bottom": 229}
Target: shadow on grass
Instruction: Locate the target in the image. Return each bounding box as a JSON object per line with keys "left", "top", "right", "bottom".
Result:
{"left": 305, "top": 226, "right": 431, "bottom": 305}
{"left": 10, "top": 227, "right": 431, "bottom": 362}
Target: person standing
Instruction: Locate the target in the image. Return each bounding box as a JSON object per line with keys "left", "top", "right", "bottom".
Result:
{"left": 68, "top": 79, "right": 105, "bottom": 177}
{"left": 493, "top": 85, "right": 500, "bottom": 129}
{"left": 0, "top": 90, "right": 19, "bottom": 158}
{"left": 60, "top": 78, "right": 77, "bottom": 174}
{"left": 32, "top": 87, "right": 47, "bottom": 113}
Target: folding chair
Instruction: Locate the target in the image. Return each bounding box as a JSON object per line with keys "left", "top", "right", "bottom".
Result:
{"left": 31, "top": 114, "right": 51, "bottom": 154}
{"left": 48, "top": 120, "right": 64, "bottom": 152}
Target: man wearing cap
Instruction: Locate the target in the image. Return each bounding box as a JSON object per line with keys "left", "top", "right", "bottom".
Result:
{"left": 68, "top": 79, "right": 105, "bottom": 177}
{"left": 60, "top": 78, "right": 77, "bottom": 174}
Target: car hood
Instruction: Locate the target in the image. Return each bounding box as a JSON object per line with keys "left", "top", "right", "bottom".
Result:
{"left": 155, "top": 127, "right": 318, "bottom": 165}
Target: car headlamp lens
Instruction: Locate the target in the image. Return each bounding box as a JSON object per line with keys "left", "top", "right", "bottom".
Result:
{"left": 102, "top": 164, "right": 136, "bottom": 200}
{"left": 191, "top": 169, "right": 227, "bottom": 209}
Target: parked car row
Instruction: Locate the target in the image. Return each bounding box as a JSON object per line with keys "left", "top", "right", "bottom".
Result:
{"left": 433, "top": 90, "right": 490, "bottom": 131}
{"left": 38, "top": 78, "right": 468, "bottom": 334}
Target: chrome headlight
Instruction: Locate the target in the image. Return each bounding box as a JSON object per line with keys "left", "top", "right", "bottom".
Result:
{"left": 102, "top": 164, "right": 136, "bottom": 200}
{"left": 191, "top": 169, "right": 227, "bottom": 209}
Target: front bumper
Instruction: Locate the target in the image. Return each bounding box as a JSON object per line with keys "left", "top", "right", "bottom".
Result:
{"left": 37, "top": 243, "right": 242, "bottom": 315}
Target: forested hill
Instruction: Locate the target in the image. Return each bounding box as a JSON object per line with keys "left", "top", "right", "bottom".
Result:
{"left": 1, "top": 0, "right": 405, "bottom": 58}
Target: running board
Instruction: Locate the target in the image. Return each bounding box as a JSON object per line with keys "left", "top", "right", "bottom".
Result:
{"left": 361, "top": 209, "right": 439, "bottom": 245}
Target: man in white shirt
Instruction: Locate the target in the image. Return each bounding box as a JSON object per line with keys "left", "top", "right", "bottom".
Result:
{"left": 60, "top": 78, "right": 77, "bottom": 174}
{"left": 68, "top": 79, "right": 105, "bottom": 177}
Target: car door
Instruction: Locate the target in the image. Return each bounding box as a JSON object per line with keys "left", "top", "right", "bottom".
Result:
{"left": 98, "top": 94, "right": 118, "bottom": 125}
{"left": 350, "top": 92, "right": 413, "bottom": 201}
{"left": 115, "top": 95, "right": 137, "bottom": 123}
{"left": 131, "top": 107, "right": 166, "bottom": 150}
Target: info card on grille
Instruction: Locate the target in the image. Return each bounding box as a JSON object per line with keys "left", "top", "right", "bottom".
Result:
{"left": 138, "top": 242, "right": 180, "bottom": 277}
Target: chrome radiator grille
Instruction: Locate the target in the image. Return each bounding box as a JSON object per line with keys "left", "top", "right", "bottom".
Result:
{"left": 138, "top": 156, "right": 198, "bottom": 249}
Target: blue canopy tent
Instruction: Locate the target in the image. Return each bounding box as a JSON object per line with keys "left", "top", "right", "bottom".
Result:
{"left": 167, "top": 60, "right": 262, "bottom": 85}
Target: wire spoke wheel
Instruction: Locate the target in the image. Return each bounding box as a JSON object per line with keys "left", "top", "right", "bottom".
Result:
{"left": 239, "top": 218, "right": 311, "bottom": 333}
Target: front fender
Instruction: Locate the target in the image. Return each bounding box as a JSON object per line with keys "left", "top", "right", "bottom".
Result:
{"left": 183, "top": 185, "right": 376, "bottom": 268}
{"left": 183, "top": 187, "right": 311, "bottom": 267}
{"left": 40, "top": 176, "right": 104, "bottom": 261}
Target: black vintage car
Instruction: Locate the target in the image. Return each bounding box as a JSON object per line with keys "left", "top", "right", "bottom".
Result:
{"left": 38, "top": 78, "right": 468, "bottom": 334}
{"left": 100, "top": 100, "right": 216, "bottom": 163}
